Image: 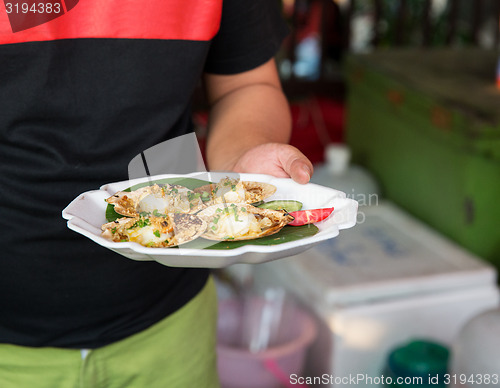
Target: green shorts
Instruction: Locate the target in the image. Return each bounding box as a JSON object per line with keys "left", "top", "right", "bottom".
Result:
{"left": 0, "top": 276, "right": 220, "bottom": 388}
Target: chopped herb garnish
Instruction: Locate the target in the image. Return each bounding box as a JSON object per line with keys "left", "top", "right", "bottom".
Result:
{"left": 153, "top": 230, "right": 161, "bottom": 238}
{"left": 188, "top": 192, "right": 201, "bottom": 201}
{"left": 131, "top": 217, "right": 151, "bottom": 229}
{"left": 153, "top": 209, "right": 167, "bottom": 217}
{"left": 201, "top": 191, "right": 211, "bottom": 202}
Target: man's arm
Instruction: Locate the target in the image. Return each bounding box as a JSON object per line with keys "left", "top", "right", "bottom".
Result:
{"left": 203, "top": 58, "right": 313, "bottom": 184}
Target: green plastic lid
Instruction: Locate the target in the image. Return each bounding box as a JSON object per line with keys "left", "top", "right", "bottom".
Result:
{"left": 387, "top": 340, "right": 449, "bottom": 380}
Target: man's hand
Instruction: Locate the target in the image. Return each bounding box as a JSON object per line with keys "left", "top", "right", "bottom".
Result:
{"left": 229, "top": 143, "right": 313, "bottom": 185}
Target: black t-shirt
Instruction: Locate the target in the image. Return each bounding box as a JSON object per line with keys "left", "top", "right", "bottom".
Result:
{"left": 0, "top": 0, "right": 288, "bottom": 348}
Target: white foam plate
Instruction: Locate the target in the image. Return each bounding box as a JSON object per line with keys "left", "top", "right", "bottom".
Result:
{"left": 62, "top": 172, "right": 358, "bottom": 268}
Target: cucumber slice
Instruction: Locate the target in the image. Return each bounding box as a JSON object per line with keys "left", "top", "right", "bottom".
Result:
{"left": 257, "top": 200, "right": 303, "bottom": 212}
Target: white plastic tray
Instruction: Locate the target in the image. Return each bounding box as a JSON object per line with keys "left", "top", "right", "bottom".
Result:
{"left": 62, "top": 173, "right": 358, "bottom": 268}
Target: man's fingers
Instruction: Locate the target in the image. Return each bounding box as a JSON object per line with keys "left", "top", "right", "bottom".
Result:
{"left": 289, "top": 158, "right": 313, "bottom": 184}
{"left": 279, "top": 146, "right": 313, "bottom": 184}
{"left": 230, "top": 143, "right": 313, "bottom": 184}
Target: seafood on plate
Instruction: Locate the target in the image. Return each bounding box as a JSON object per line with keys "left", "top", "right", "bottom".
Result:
{"left": 101, "top": 177, "right": 332, "bottom": 248}
{"left": 105, "top": 183, "right": 204, "bottom": 217}
{"left": 193, "top": 177, "right": 276, "bottom": 206}
{"left": 101, "top": 213, "right": 207, "bottom": 248}
{"left": 196, "top": 203, "right": 294, "bottom": 241}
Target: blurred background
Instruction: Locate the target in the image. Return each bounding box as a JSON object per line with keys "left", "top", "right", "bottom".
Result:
{"left": 196, "top": 1, "right": 500, "bottom": 387}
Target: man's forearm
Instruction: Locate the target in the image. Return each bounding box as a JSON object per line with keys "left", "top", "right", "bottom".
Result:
{"left": 205, "top": 82, "right": 291, "bottom": 171}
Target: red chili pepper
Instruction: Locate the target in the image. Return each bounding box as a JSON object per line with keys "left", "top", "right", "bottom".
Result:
{"left": 288, "top": 207, "right": 334, "bottom": 226}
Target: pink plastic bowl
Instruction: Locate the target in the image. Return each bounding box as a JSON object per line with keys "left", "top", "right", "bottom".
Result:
{"left": 217, "top": 298, "right": 317, "bottom": 388}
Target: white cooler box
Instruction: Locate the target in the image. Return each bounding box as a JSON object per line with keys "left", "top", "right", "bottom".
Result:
{"left": 251, "top": 201, "right": 500, "bottom": 387}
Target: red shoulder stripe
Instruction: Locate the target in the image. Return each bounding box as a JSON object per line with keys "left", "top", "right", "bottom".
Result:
{"left": 0, "top": 0, "right": 222, "bottom": 44}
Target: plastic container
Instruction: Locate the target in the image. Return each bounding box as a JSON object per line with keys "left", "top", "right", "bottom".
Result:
{"left": 310, "top": 143, "right": 380, "bottom": 207}
{"left": 384, "top": 340, "right": 449, "bottom": 387}
{"left": 251, "top": 201, "right": 499, "bottom": 386}
{"left": 450, "top": 308, "right": 500, "bottom": 388}
{"left": 217, "top": 297, "right": 317, "bottom": 388}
